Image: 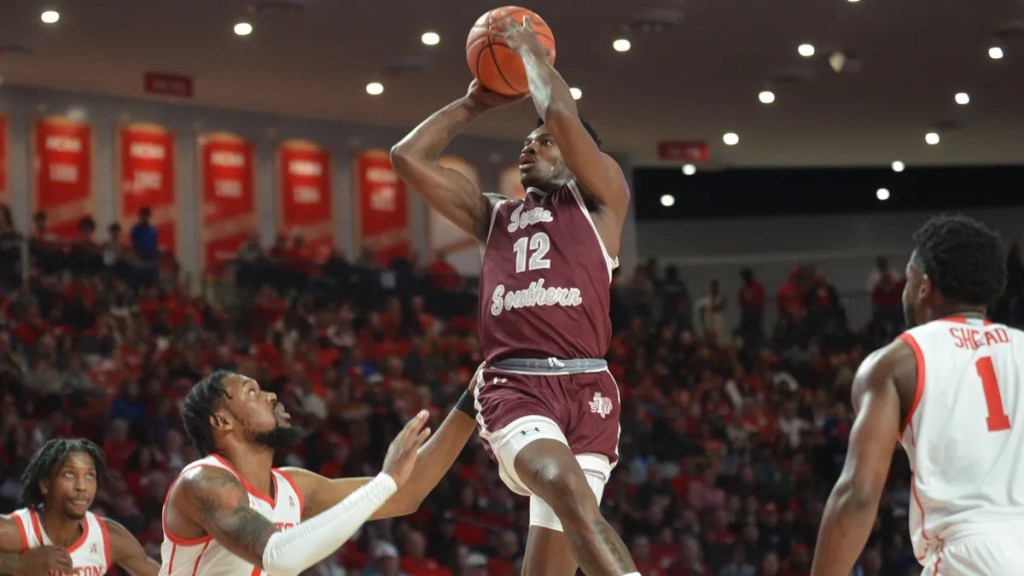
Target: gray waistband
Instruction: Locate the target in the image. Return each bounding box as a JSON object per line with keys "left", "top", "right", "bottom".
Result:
{"left": 491, "top": 358, "right": 608, "bottom": 374}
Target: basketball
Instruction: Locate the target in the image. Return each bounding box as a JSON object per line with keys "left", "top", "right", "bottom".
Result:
{"left": 466, "top": 6, "right": 557, "bottom": 96}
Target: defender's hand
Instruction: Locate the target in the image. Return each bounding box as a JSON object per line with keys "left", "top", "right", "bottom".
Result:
{"left": 381, "top": 410, "right": 432, "bottom": 487}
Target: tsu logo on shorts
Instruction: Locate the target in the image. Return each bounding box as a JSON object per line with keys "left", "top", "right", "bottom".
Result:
{"left": 589, "top": 392, "right": 613, "bottom": 419}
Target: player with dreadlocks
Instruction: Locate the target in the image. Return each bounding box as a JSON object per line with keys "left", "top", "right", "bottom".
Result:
{"left": 0, "top": 438, "right": 159, "bottom": 575}
{"left": 813, "top": 215, "right": 1024, "bottom": 575}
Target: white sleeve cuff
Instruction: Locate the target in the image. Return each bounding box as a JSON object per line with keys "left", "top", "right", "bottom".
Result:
{"left": 261, "top": 473, "right": 397, "bottom": 576}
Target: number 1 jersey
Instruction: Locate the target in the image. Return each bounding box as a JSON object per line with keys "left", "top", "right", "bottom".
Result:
{"left": 479, "top": 181, "right": 617, "bottom": 362}
{"left": 898, "top": 316, "right": 1024, "bottom": 561}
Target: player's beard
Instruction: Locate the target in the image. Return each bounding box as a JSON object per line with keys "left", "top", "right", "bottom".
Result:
{"left": 253, "top": 425, "right": 304, "bottom": 451}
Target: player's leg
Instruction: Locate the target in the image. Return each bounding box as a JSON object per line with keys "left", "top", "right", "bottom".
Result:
{"left": 513, "top": 439, "right": 637, "bottom": 576}
{"left": 522, "top": 526, "right": 579, "bottom": 576}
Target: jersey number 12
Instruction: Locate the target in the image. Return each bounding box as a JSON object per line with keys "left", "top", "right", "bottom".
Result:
{"left": 976, "top": 356, "right": 1011, "bottom": 432}
{"left": 513, "top": 232, "right": 551, "bottom": 273}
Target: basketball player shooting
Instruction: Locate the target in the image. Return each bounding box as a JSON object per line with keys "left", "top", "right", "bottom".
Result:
{"left": 391, "top": 15, "right": 639, "bottom": 576}
{"left": 0, "top": 438, "right": 159, "bottom": 575}
{"left": 159, "top": 368, "right": 480, "bottom": 576}
{"left": 812, "top": 215, "right": 1024, "bottom": 575}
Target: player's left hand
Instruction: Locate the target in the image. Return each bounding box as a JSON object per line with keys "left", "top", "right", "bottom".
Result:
{"left": 495, "top": 15, "right": 548, "bottom": 59}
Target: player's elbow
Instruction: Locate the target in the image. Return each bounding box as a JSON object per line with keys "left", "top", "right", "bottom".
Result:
{"left": 832, "top": 478, "right": 881, "bottom": 511}
{"left": 390, "top": 143, "right": 411, "bottom": 171}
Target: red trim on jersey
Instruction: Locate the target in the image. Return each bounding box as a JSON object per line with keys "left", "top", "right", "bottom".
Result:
{"left": 932, "top": 537, "right": 945, "bottom": 574}
{"left": 898, "top": 333, "right": 926, "bottom": 442}
{"left": 167, "top": 543, "right": 177, "bottom": 574}
{"left": 11, "top": 514, "right": 28, "bottom": 551}
{"left": 190, "top": 540, "right": 211, "bottom": 576}
{"left": 66, "top": 513, "right": 90, "bottom": 553}
{"left": 212, "top": 454, "right": 276, "bottom": 507}
{"left": 910, "top": 473, "right": 931, "bottom": 549}
{"left": 98, "top": 516, "right": 112, "bottom": 569}
{"left": 274, "top": 468, "right": 304, "bottom": 516}
{"left": 942, "top": 316, "right": 992, "bottom": 326}
{"left": 249, "top": 567, "right": 262, "bottom": 576}
{"left": 27, "top": 509, "right": 89, "bottom": 552}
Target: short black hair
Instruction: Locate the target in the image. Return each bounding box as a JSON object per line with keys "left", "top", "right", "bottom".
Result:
{"left": 912, "top": 214, "right": 1006, "bottom": 306}
{"left": 536, "top": 116, "right": 602, "bottom": 148}
{"left": 19, "top": 438, "right": 108, "bottom": 509}
{"left": 182, "top": 370, "right": 234, "bottom": 455}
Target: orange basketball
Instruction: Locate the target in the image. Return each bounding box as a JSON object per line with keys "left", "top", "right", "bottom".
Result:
{"left": 466, "top": 6, "right": 556, "bottom": 96}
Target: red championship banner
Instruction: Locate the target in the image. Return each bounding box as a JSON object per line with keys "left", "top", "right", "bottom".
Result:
{"left": 198, "top": 132, "right": 255, "bottom": 272}
{"left": 430, "top": 156, "right": 481, "bottom": 274}
{"left": 278, "top": 139, "right": 333, "bottom": 262}
{"left": 353, "top": 150, "right": 409, "bottom": 265}
{"left": 0, "top": 116, "right": 7, "bottom": 207}
{"left": 499, "top": 165, "right": 526, "bottom": 200}
{"left": 118, "top": 123, "right": 176, "bottom": 254}
{"left": 33, "top": 117, "right": 93, "bottom": 239}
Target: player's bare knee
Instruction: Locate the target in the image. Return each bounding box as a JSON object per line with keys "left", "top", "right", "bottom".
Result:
{"left": 533, "top": 464, "right": 600, "bottom": 527}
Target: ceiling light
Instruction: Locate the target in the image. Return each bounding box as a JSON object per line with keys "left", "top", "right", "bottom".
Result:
{"left": 569, "top": 87, "right": 582, "bottom": 100}
{"left": 989, "top": 46, "right": 1004, "bottom": 60}
{"left": 613, "top": 39, "right": 631, "bottom": 53}
{"left": 876, "top": 188, "right": 890, "bottom": 201}
{"left": 682, "top": 164, "right": 697, "bottom": 176}
{"left": 660, "top": 194, "right": 676, "bottom": 207}
{"left": 848, "top": 0, "right": 861, "bottom": 3}
{"left": 366, "top": 82, "right": 384, "bottom": 96}
{"left": 955, "top": 92, "right": 970, "bottom": 105}
{"left": 421, "top": 32, "right": 440, "bottom": 46}
{"left": 723, "top": 132, "right": 740, "bottom": 146}
{"left": 925, "top": 132, "right": 940, "bottom": 145}
{"left": 891, "top": 161, "right": 905, "bottom": 173}
{"left": 798, "top": 43, "right": 815, "bottom": 57}
{"left": 758, "top": 90, "right": 775, "bottom": 104}
{"left": 234, "top": 22, "right": 253, "bottom": 36}
{"left": 41, "top": 10, "right": 60, "bottom": 24}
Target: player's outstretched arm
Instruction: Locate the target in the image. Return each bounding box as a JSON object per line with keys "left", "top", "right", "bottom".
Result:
{"left": 286, "top": 371, "right": 483, "bottom": 520}
{"left": 811, "top": 342, "right": 909, "bottom": 576}
{"left": 391, "top": 82, "right": 523, "bottom": 240}
{"left": 105, "top": 518, "right": 160, "bottom": 576}
{"left": 0, "top": 515, "right": 73, "bottom": 574}
{"left": 177, "top": 460, "right": 397, "bottom": 576}
{"left": 499, "top": 18, "right": 630, "bottom": 226}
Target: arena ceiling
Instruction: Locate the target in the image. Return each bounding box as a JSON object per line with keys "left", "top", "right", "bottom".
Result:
{"left": 1, "top": 0, "right": 1023, "bottom": 168}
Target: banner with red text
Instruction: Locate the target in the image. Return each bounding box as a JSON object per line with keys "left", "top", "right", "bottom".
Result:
{"left": 429, "top": 156, "right": 481, "bottom": 274}
{"left": 33, "top": 117, "right": 93, "bottom": 239}
{"left": 0, "top": 116, "right": 8, "bottom": 207}
{"left": 198, "top": 133, "right": 255, "bottom": 272}
{"left": 278, "top": 140, "right": 333, "bottom": 262}
{"left": 118, "top": 123, "right": 176, "bottom": 254}
{"left": 499, "top": 166, "right": 526, "bottom": 200}
{"left": 354, "top": 150, "right": 409, "bottom": 265}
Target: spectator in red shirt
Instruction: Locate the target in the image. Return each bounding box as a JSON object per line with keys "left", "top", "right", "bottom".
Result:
{"left": 400, "top": 530, "right": 451, "bottom": 576}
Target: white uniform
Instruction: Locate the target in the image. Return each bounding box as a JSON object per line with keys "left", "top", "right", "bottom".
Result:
{"left": 8, "top": 508, "right": 111, "bottom": 575}
{"left": 159, "top": 454, "right": 303, "bottom": 576}
{"left": 899, "top": 316, "right": 1024, "bottom": 575}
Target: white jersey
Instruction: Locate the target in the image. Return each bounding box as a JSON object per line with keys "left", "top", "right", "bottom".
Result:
{"left": 899, "top": 317, "right": 1024, "bottom": 564}
{"left": 8, "top": 508, "right": 111, "bottom": 575}
{"left": 159, "top": 454, "right": 304, "bottom": 576}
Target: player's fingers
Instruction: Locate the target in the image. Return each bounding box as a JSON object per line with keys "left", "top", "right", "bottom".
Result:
{"left": 415, "top": 427, "right": 432, "bottom": 447}
{"left": 401, "top": 410, "right": 429, "bottom": 442}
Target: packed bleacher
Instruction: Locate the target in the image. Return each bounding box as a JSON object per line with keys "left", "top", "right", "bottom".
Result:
{"left": 2, "top": 206, "right": 1023, "bottom": 576}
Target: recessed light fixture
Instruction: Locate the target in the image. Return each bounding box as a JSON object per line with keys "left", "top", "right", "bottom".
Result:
{"left": 798, "top": 43, "right": 815, "bottom": 57}
{"left": 421, "top": 32, "right": 440, "bottom": 46}
{"left": 234, "top": 22, "right": 253, "bottom": 36}
{"left": 613, "top": 39, "right": 631, "bottom": 53}
{"left": 366, "top": 82, "right": 384, "bottom": 96}
{"left": 41, "top": 10, "right": 60, "bottom": 24}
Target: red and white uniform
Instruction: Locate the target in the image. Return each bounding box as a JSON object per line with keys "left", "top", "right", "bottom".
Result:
{"left": 159, "top": 454, "right": 304, "bottom": 576}
{"left": 899, "top": 317, "right": 1024, "bottom": 575}
{"left": 8, "top": 508, "right": 111, "bottom": 575}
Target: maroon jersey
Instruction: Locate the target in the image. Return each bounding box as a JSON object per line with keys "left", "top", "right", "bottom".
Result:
{"left": 480, "top": 181, "right": 616, "bottom": 361}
